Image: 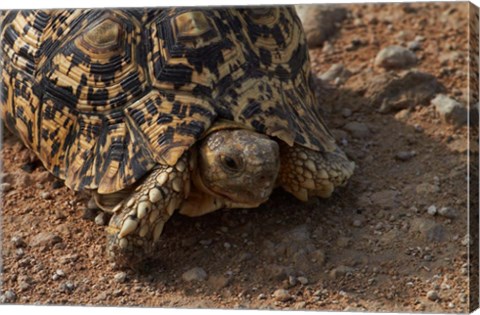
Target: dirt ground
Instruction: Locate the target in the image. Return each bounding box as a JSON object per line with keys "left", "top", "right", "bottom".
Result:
{"left": 0, "top": 2, "right": 478, "bottom": 313}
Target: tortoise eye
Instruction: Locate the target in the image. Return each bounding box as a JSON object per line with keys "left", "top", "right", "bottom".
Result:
{"left": 220, "top": 155, "right": 243, "bottom": 173}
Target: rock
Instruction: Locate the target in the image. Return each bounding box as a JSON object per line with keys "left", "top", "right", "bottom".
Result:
{"left": 94, "top": 212, "right": 107, "bottom": 226}
{"left": 297, "top": 276, "right": 309, "bottom": 285}
{"left": 341, "top": 108, "right": 352, "bottom": 118}
{"left": 59, "top": 282, "right": 75, "bottom": 293}
{"left": 352, "top": 219, "right": 363, "bottom": 227}
{"left": 30, "top": 232, "right": 62, "bottom": 248}
{"left": 273, "top": 289, "right": 291, "bottom": 302}
{"left": 426, "top": 290, "right": 440, "bottom": 301}
{"left": 11, "top": 236, "right": 27, "bottom": 248}
{"left": 257, "top": 293, "right": 267, "bottom": 300}
{"left": 330, "top": 265, "right": 354, "bottom": 278}
{"left": 343, "top": 122, "right": 370, "bottom": 139}
{"left": 318, "top": 64, "right": 352, "bottom": 85}
{"left": 114, "top": 272, "right": 127, "bottom": 283}
{"left": 407, "top": 40, "right": 422, "bottom": 51}
{"left": 416, "top": 183, "right": 440, "bottom": 194}
{"left": 40, "top": 191, "right": 53, "bottom": 200}
{"left": 207, "top": 275, "right": 231, "bottom": 289}
{"left": 438, "top": 207, "right": 458, "bottom": 219}
{"left": 182, "top": 267, "right": 207, "bottom": 282}
{"left": 365, "top": 71, "right": 445, "bottom": 113}
{"left": 82, "top": 207, "right": 99, "bottom": 221}
{"left": 431, "top": 94, "right": 468, "bottom": 126}
{"left": 395, "top": 151, "right": 416, "bottom": 161}
{"left": 374, "top": 45, "right": 417, "bottom": 70}
{"left": 0, "top": 182, "right": 12, "bottom": 193}
{"left": 1, "top": 290, "right": 17, "bottom": 303}
{"left": 427, "top": 205, "right": 437, "bottom": 216}
{"left": 295, "top": 5, "right": 348, "bottom": 48}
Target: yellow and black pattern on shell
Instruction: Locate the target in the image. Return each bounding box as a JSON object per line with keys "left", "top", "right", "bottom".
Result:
{"left": 0, "top": 7, "right": 336, "bottom": 194}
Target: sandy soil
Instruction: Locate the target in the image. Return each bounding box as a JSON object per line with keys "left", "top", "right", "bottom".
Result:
{"left": 0, "top": 2, "right": 478, "bottom": 312}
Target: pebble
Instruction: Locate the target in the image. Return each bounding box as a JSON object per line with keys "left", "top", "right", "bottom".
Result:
{"left": 374, "top": 45, "right": 417, "bottom": 69}
{"left": 427, "top": 205, "right": 437, "bottom": 216}
{"left": 94, "top": 212, "right": 107, "bottom": 226}
{"left": 426, "top": 290, "right": 439, "bottom": 301}
{"left": 114, "top": 271, "right": 127, "bottom": 283}
{"left": 407, "top": 40, "right": 422, "bottom": 51}
{"left": 295, "top": 6, "right": 348, "bottom": 48}
{"left": 223, "top": 242, "right": 232, "bottom": 249}
{"left": 297, "top": 276, "right": 309, "bottom": 285}
{"left": 40, "top": 191, "right": 53, "bottom": 200}
{"left": 182, "top": 267, "right": 207, "bottom": 282}
{"left": 288, "top": 275, "right": 297, "bottom": 286}
{"left": 56, "top": 269, "right": 66, "bottom": 278}
{"left": 59, "top": 282, "right": 75, "bottom": 293}
{"left": 431, "top": 94, "right": 468, "bottom": 126}
{"left": 341, "top": 108, "right": 352, "bottom": 118}
{"left": 330, "top": 265, "right": 354, "bottom": 278}
{"left": 30, "top": 232, "right": 62, "bottom": 248}
{"left": 343, "top": 122, "right": 370, "bottom": 139}
{"left": 438, "top": 207, "right": 458, "bottom": 219}
{"left": 0, "top": 182, "right": 12, "bottom": 192}
{"left": 352, "top": 219, "right": 363, "bottom": 227}
{"left": 318, "top": 63, "right": 352, "bottom": 84}
{"left": 395, "top": 151, "right": 416, "bottom": 161}
{"left": 11, "top": 236, "right": 26, "bottom": 248}
{"left": 273, "top": 289, "right": 291, "bottom": 302}
{"left": 257, "top": 293, "right": 267, "bottom": 300}
{"left": 1, "top": 290, "right": 17, "bottom": 303}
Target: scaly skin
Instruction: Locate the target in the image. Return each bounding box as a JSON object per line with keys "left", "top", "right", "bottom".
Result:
{"left": 104, "top": 155, "right": 190, "bottom": 266}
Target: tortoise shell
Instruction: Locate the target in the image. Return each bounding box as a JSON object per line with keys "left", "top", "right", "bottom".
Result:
{"left": 0, "top": 7, "right": 335, "bottom": 194}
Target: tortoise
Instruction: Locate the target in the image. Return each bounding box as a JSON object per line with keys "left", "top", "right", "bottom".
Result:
{"left": 0, "top": 7, "right": 354, "bottom": 265}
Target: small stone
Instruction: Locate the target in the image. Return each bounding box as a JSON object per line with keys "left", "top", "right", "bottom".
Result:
{"left": 438, "top": 207, "right": 458, "bottom": 219}
{"left": 114, "top": 272, "right": 127, "bottom": 283}
{"left": 273, "top": 289, "right": 291, "bottom": 302}
{"left": 318, "top": 63, "right": 351, "bottom": 84}
{"left": 94, "top": 212, "right": 107, "bottom": 226}
{"left": 0, "top": 182, "right": 12, "bottom": 192}
{"left": 182, "top": 267, "right": 207, "bottom": 282}
{"left": 343, "top": 122, "right": 370, "bottom": 139}
{"left": 257, "top": 293, "right": 267, "bottom": 300}
{"left": 375, "top": 45, "right": 417, "bottom": 69}
{"left": 432, "top": 94, "right": 468, "bottom": 126}
{"left": 56, "top": 269, "right": 66, "bottom": 278}
{"left": 59, "top": 281, "right": 75, "bottom": 293}
{"left": 223, "top": 242, "right": 231, "bottom": 249}
{"left": 341, "top": 108, "right": 352, "bottom": 118}
{"left": 426, "top": 290, "right": 439, "bottom": 301}
{"left": 30, "top": 232, "right": 62, "bottom": 248}
{"left": 427, "top": 205, "right": 437, "bottom": 216}
{"left": 395, "top": 151, "right": 416, "bottom": 161}
{"left": 407, "top": 40, "right": 422, "bottom": 51}
{"left": 330, "top": 265, "right": 354, "bottom": 278}
{"left": 40, "top": 191, "right": 53, "bottom": 200}
{"left": 11, "top": 236, "right": 26, "bottom": 248}
{"left": 352, "top": 219, "right": 363, "bottom": 227}
{"left": 288, "top": 275, "right": 297, "bottom": 286}
{"left": 2, "top": 290, "right": 17, "bottom": 303}
{"left": 297, "top": 276, "right": 309, "bottom": 285}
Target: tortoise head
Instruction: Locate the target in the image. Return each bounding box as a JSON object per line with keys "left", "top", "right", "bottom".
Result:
{"left": 195, "top": 126, "right": 280, "bottom": 207}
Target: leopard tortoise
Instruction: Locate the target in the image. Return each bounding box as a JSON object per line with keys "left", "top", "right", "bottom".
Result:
{"left": 0, "top": 7, "right": 354, "bottom": 265}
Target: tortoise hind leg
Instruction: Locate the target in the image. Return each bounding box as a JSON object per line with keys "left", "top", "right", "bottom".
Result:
{"left": 278, "top": 144, "right": 354, "bottom": 201}
{"left": 104, "top": 155, "right": 190, "bottom": 267}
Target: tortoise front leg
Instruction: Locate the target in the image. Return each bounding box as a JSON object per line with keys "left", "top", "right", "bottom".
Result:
{"left": 105, "top": 154, "right": 191, "bottom": 266}
{"left": 278, "top": 144, "right": 355, "bottom": 201}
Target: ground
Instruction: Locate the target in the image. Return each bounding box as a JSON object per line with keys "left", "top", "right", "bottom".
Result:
{"left": 0, "top": 2, "right": 477, "bottom": 312}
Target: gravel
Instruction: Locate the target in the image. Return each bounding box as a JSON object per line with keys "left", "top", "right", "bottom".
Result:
{"left": 374, "top": 45, "right": 417, "bottom": 69}
{"left": 182, "top": 267, "right": 208, "bottom": 282}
